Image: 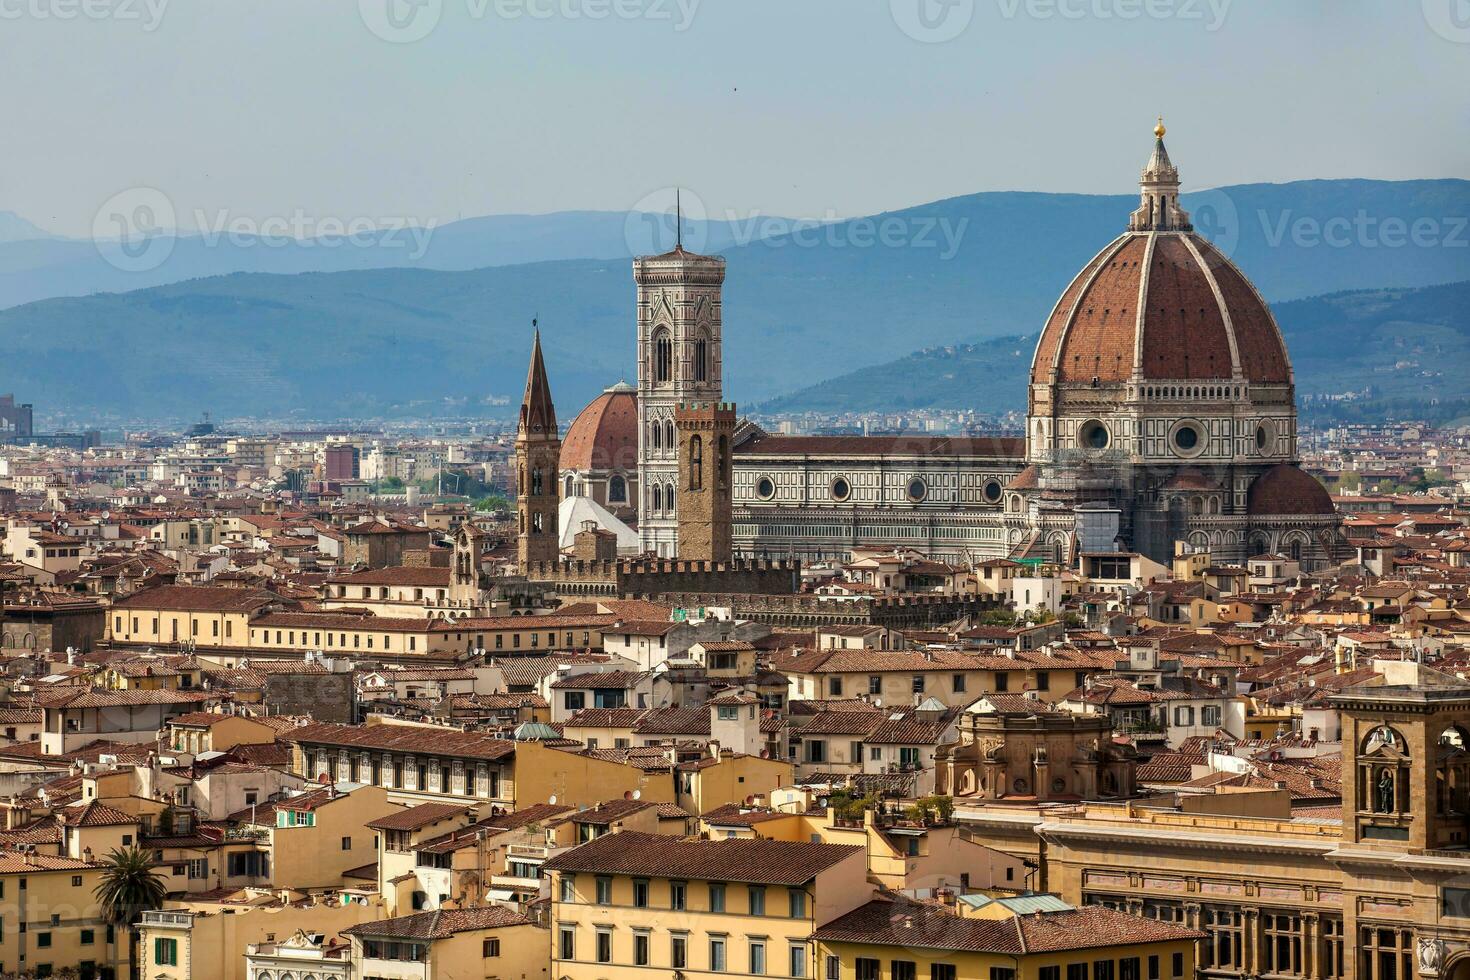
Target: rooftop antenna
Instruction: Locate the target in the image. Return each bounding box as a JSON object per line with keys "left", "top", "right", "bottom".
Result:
{"left": 675, "top": 189, "right": 683, "bottom": 250}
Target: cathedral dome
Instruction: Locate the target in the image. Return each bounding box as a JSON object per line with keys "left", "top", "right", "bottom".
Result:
{"left": 1031, "top": 128, "right": 1291, "bottom": 387}
{"left": 562, "top": 382, "right": 639, "bottom": 472}
{"left": 1247, "top": 464, "right": 1335, "bottom": 516}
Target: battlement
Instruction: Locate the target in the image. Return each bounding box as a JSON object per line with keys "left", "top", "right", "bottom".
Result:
{"left": 525, "top": 558, "right": 798, "bottom": 578}
{"left": 522, "top": 557, "right": 800, "bottom": 600}
{"left": 675, "top": 401, "right": 738, "bottom": 422}
{"left": 652, "top": 591, "right": 1000, "bottom": 628}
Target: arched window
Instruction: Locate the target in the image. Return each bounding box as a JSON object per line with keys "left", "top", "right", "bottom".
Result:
{"left": 665, "top": 482, "right": 676, "bottom": 514}
{"left": 530, "top": 468, "right": 543, "bottom": 496}
{"left": 652, "top": 484, "right": 663, "bottom": 513}
{"left": 664, "top": 420, "right": 676, "bottom": 451}
{"left": 651, "top": 422, "right": 662, "bottom": 450}
{"left": 689, "top": 435, "right": 704, "bottom": 491}
{"left": 609, "top": 475, "right": 627, "bottom": 503}
{"left": 531, "top": 512, "right": 543, "bottom": 533}
{"left": 1289, "top": 536, "right": 1304, "bottom": 562}
{"left": 694, "top": 334, "right": 709, "bottom": 383}
{"left": 564, "top": 475, "right": 575, "bottom": 498}
{"left": 653, "top": 328, "right": 673, "bottom": 383}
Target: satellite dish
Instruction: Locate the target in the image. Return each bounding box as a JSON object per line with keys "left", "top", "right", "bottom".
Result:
{"left": 548, "top": 795, "right": 557, "bottom": 805}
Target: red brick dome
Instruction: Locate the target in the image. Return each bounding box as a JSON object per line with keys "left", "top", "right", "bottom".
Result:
{"left": 562, "top": 383, "right": 638, "bottom": 472}
{"left": 1247, "top": 464, "right": 1335, "bottom": 516}
{"left": 1031, "top": 127, "right": 1291, "bottom": 388}
{"left": 1031, "top": 231, "right": 1290, "bottom": 386}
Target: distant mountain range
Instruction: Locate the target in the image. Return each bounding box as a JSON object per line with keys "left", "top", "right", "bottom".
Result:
{"left": 0, "top": 210, "right": 799, "bottom": 311}
{"left": 760, "top": 280, "right": 1470, "bottom": 424}
{"left": 0, "top": 178, "right": 1465, "bottom": 421}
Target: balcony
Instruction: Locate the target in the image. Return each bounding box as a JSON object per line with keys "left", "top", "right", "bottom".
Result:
{"left": 142, "top": 910, "right": 194, "bottom": 928}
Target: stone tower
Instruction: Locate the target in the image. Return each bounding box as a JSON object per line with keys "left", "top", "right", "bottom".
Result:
{"left": 634, "top": 243, "right": 726, "bottom": 557}
{"left": 674, "top": 401, "right": 735, "bottom": 563}
{"left": 516, "top": 329, "right": 561, "bottom": 569}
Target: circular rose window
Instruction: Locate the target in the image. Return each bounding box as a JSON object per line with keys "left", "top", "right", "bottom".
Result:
{"left": 831, "top": 477, "right": 851, "bottom": 502}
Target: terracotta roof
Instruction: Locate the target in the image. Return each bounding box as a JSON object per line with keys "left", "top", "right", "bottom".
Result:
{"left": 328, "top": 566, "right": 453, "bottom": 587}
{"left": 737, "top": 435, "right": 1023, "bottom": 460}
{"left": 342, "top": 905, "right": 530, "bottom": 940}
{"left": 1248, "top": 465, "right": 1336, "bottom": 517}
{"left": 866, "top": 707, "right": 961, "bottom": 745}
{"left": 815, "top": 898, "right": 1203, "bottom": 953}
{"left": 286, "top": 722, "right": 516, "bottom": 762}
{"left": 632, "top": 706, "right": 711, "bottom": 736}
{"left": 1031, "top": 226, "right": 1289, "bottom": 385}
{"left": 365, "top": 803, "right": 472, "bottom": 832}
{"left": 798, "top": 711, "right": 886, "bottom": 737}
{"left": 56, "top": 801, "right": 135, "bottom": 827}
{"left": 562, "top": 387, "right": 639, "bottom": 472}
{"left": 36, "top": 689, "right": 216, "bottom": 709}
{"left": 549, "top": 670, "right": 645, "bottom": 690}
{"left": 112, "top": 585, "right": 280, "bottom": 612}
{"left": 543, "top": 830, "right": 860, "bottom": 885}
{"left": 571, "top": 799, "right": 657, "bottom": 825}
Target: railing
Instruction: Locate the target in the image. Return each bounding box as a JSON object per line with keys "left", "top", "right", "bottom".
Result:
{"left": 141, "top": 911, "right": 194, "bottom": 927}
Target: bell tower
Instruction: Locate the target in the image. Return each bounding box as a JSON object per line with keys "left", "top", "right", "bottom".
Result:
{"left": 516, "top": 327, "right": 561, "bottom": 569}
{"left": 633, "top": 226, "right": 726, "bottom": 558}
{"left": 674, "top": 401, "right": 735, "bottom": 563}
{"left": 1333, "top": 664, "right": 1470, "bottom": 850}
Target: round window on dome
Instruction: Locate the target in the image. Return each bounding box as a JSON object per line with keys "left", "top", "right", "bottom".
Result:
{"left": 907, "top": 478, "right": 927, "bottom": 502}
{"left": 982, "top": 479, "right": 1003, "bottom": 504}
{"left": 1255, "top": 422, "right": 1273, "bottom": 453}
{"left": 756, "top": 477, "right": 776, "bottom": 501}
{"left": 1171, "top": 421, "right": 1205, "bottom": 457}
{"left": 1079, "top": 420, "right": 1110, "bottom": 451}
{"left": 831, "top": 477, "right": 851, "bottom": 502}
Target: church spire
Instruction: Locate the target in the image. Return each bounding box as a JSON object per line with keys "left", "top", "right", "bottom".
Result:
{"left": 519, "top": 322, "right": 557, "bottom": 436}
{"left": 1129, "top": 117, "right": 1192, "bottom": 232}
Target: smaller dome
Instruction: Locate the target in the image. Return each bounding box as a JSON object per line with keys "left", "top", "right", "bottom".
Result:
{"left": 1247, "top": 465, "right": 1334, "bottom": 516}
{"left": 562, "top": 385, "right": 638, "bottom": 472}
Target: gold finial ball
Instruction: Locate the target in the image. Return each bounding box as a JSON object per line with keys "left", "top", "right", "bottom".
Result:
{"left": 1154, "top": 117, "right": 1166, "bottom": 138}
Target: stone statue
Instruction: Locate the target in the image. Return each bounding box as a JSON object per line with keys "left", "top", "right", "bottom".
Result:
{"left": 1377, "top": 769, "right": 1396, "bottom": 813}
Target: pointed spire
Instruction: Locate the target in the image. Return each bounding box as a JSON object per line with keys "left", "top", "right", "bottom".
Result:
{"left": 1128, "top": 117, "right": 1191, "bottom": 233}
{"left": 519, "top": 321, "right": 557, "bottom": 436}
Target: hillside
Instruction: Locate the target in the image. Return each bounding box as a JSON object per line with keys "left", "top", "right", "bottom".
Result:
{"left": 759, "top": 281, "right": 1470, "bottom": 423}
{"left": 0, "top": 179, "right": 1466, "bottom": 420}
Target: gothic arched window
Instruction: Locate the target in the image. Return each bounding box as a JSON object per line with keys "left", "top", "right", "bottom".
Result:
{"left": 689, "top": 435, "right": 704, "bottom": 491}
{"left": 531, "top": 468, "right": 543, "bottom": 496}
{"left": 694, "top": 334, "right": 709, "bottom": 383}
{"left": 665, "top": 482, "right": 676, "bottom": 514}
{"left": 652, "top": 483, "right": 663, "bottom": 513}
{"left": 664, "top": 420, "right": 675, "bottom": 451}
{"left": 653, "top": 328, "right": 673, "bottom": 384}
{"left": 609, "top": 475, "right": 627, "bottom": 503}
{"left": 651, "top": 422, "right": 662, "bottom": 451}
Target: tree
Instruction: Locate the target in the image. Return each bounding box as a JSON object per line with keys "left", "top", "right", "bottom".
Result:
{"left": 95, "top": 846, "right": 167, "bottom": 978}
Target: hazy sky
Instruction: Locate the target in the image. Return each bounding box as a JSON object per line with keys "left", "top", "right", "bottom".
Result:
{"left": 4, "top": 0, "right": 1467, "bottom": 237}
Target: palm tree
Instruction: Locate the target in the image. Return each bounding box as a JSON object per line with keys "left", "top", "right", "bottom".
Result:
{"left": 94, "top": 847, "right": 167, "bottom": 980}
